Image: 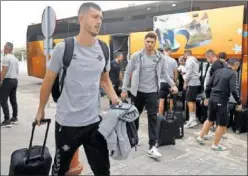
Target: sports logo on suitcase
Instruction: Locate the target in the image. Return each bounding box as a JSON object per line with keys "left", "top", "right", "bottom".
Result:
{"left": 9, "top": 119, "right": 52, "bottom": 175}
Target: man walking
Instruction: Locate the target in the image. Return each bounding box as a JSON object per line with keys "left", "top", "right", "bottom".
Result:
{"left": 0, "top": 42, "right": 19, "bottom": 127}
{"left": 34, "top": 3, "right": 120, "bottom": 175}
{"left": 158, "top": 47, "right": 178, "bottom": 115}
{"left": 121, "top": 32, "right": 178, "bottom": 158}
{"left": 109, "top": 52, "right": 123, "bottom": 104}
{"left": 183, "top": 50, "right": 201, "bottom": 128}
{"left": 197, "top": 58, "right": 242, "bottom": 151}
{"left": 203, "top": 50, "right": 226, "bottom": 135}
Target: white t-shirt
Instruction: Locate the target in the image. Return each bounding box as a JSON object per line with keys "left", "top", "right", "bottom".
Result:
{"left": 177, "top": 65, "right": 186, "bottom": 80}
{"left": 2, "top": 54, "right": 19, "bottom": 79}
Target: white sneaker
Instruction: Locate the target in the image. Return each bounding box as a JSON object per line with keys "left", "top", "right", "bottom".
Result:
{"left": 184, "top": 120, "right": 197, "bottom": 128}
{"left": 186, "top": 120, "right": 198, "bottom": 128}
{"left": 204, "top": 133, "right": 214, "bottom": 140}
{"left": 184, "top": 121, "right": 191, "bottom": 128}
{"left": 211, "top": 144, "right": 228, "bottom": 151}
{"left": 196, "top": 136, "right": 204, "bottom": 145}
{"left": 148, "top": 146, "right": 162, "bottom": 158}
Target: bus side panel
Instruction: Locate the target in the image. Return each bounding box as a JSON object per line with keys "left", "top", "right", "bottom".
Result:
{"left": 96, "top": 35, "right": 110, "bottom": 46}
{"left": 129, "top": 31, "right": 159, "bottom": 55}
{"left": 243, "top": 24, "right": 247, "bottom": 55}
{"left": 241, "top": 55, "right": 248, "bottom": 105}
{"left": 53, "top": 36, "right": 110, "bottom": 46}
{"left": 155, "top": 6, "right": 244, "bottom": 59}
{"left": 241, "top": 24, "right": 248, "bottom": 105}
{"left": 27, "top": 41, "right": 46, "bottom": 79}
{"left": 53, "top": 39, "right": 64, "bottom": 45}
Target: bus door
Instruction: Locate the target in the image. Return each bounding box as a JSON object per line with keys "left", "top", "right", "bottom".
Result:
{"left": 110, "top": 34, "right": 130, "bottom": 90}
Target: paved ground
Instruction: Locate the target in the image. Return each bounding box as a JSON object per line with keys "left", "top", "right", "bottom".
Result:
{"left": 1, "top": 64, "right": 247, "bottom": 175}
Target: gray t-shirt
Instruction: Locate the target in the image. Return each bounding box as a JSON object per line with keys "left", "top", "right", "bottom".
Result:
{"left": 2, "top": 54, "right": 19, "bottom": 79}
{"left": 160, "top": 56, "right": 178, "bottom": 83}
{"left": 47, "top": 38, "right": 110, "bottom": 127}
{"left": 138, "top": 53, "right": 158, "bottom": 93}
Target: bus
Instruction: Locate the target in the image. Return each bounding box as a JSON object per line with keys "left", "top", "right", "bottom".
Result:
{"left": 26, "top": 1, "right": 248, "bottom": 105}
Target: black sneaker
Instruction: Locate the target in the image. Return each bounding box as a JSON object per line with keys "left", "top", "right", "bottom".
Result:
{"left": 10, "top": 117, "right": 19, "bottom": 124}
{"left": 1, "top": 120, "right": 12, "bottom": 128}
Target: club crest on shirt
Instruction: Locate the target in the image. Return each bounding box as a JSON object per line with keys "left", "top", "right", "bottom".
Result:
{"left": 97, "top": 55, "right": 103, "bottom": 61}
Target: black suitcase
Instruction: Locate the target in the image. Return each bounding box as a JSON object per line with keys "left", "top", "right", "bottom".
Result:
{"left": 157, "top": 95, "right": 184, "bottom": 146}
{"left": 174, "top": 111, "right": 184, "bottom": 139}
{"left": 232, "top": 108, "right": 248, "bottom": 134}
{"left": 156, "top": 113, "right": 177, "bottom": 147}
{"left": 9, "top": 119, "right": 52, "bottom": 175}
{"left": 196, "top": 95, "right": 208, "bottom": 124}
{"left": 227, "top": 102, "right": 236, "bottom": 128}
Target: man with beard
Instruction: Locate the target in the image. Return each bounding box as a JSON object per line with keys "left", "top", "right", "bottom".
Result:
{"left": 34, "top": 3, "right": 120, "bottom": 175}
{"left": 121, "top": 32, "right": 178, "bottom": 158}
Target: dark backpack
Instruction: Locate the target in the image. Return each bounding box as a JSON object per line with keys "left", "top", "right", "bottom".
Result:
{"left": 119, "top": 99, "right": 139, "bottom": 150}
{"left": 51, "top": 37, "right": 109, "bottom": 103}
{"left": 126, "top": 121, "right": 139, "bottom": 150}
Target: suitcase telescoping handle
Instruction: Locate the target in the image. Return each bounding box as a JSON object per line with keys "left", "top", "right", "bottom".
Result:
{"left": 26, "top": 119, "right": 51, "bottom": 164}
{"left": 110, "top": 98, "right": 132, "bottom": 110}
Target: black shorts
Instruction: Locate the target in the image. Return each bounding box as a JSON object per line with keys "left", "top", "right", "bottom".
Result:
{"left": 159, "top": 82, "right": 170, "bottom": 99}
{"left": 208, "top": 98, "right": 229, "bottom": 126}
{"left": 186, "top": 86, "right": 201, "bottom": 102}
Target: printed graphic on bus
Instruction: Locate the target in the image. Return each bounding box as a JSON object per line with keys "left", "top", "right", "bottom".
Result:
{"left": 153, "top": 5, "right": 244, "bottom": 57}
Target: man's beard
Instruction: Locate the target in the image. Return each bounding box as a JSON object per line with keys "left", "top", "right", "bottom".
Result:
{"left": 89, "top": 31, "right": 98, "bottom": 37}
{"left": 84, "top": 23, "right": 99, "bottom": 37}
{"left": 146, "top": 47, "right": 154, "bottom": 52}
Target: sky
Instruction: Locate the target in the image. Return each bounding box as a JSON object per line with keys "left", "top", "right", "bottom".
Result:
{"left": 1, "top": 1, "right": 157, "bottom": 49}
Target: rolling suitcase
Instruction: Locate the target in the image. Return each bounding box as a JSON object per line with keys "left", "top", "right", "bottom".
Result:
{"left": 156, "top": 113, "right": 177, "bottom": 146}
{"left": 9, "top": 119, "right": 52, "bottom": 175}
{"left": 174, "top": 111, "right": 184, "bottom": 139}
{"left": 157, "top": 95, "right": 184, "bottom": 146}
{"left": 227, "top": 102, "right": 236, "bottom": 128}
{"left": 232, "top": 108, "right": 248, "bottom": 134}
{"left": 196, "top": 94, "right": 208, "bottom": 124}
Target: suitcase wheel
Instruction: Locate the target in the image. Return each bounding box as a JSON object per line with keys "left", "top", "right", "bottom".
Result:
{"left": 235, "top": 129, "right": 241, "bottom": 134}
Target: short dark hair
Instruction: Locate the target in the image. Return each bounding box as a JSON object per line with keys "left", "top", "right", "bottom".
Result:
{"left": 205, "top": 49, "right": 216, "bottom": 57}
{"left": 157, "top": 48, "right": 164, "bottom": 53}
{"left": 78, "top": 2, "right": 101, "bottom": 16}
{"left": 6, "top": 42, "right": 13, "bottom": 50}
{"left": 228, "top": 58, "right": 240, "bottom": 65}
{"left": 184, "top": 50, "right": 192, "bottom": 55}
{"left": 114, "top": 52, "right": 123, "bottom": 58}
{"left": 218, "top": 52, "right": 227, "bottom": 59}
{"left": 145, "top": 32, "right": 157, "bottom": 40}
